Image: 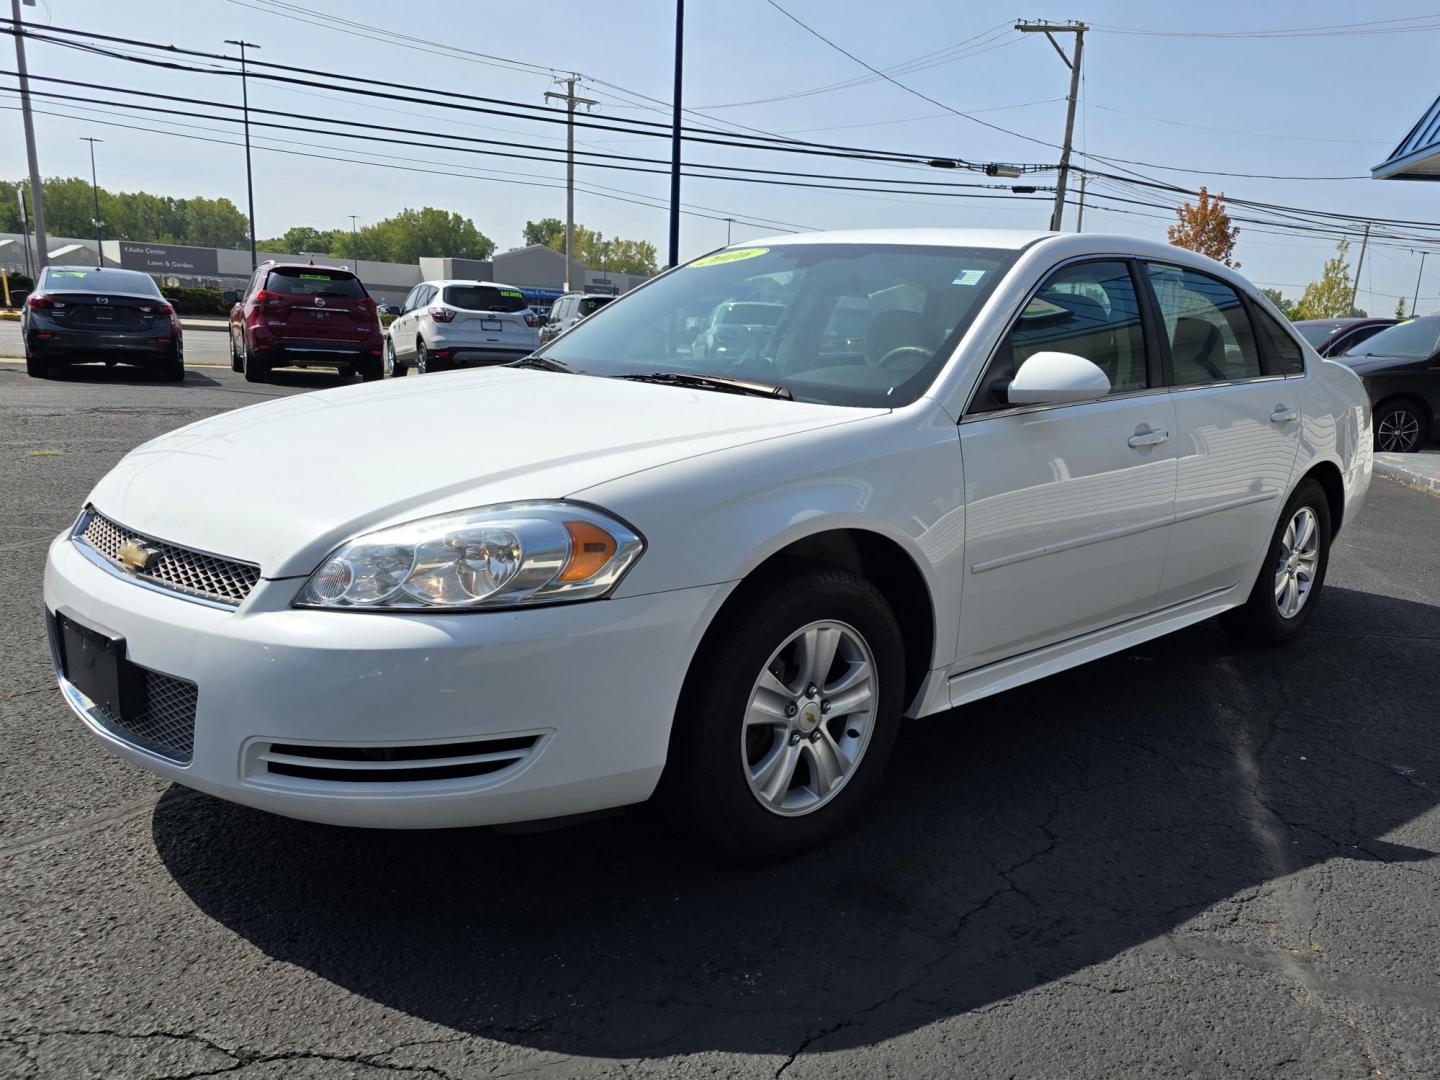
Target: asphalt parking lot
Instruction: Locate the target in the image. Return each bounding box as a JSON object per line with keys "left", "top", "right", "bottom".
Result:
{"left": 2, "top": 361, "right": 1438, "bottom": 1080}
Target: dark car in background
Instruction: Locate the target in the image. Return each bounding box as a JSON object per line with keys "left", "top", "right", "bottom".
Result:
{"left": 1330, "top": 315, "right": 1440, "bottom": 452}
{"left": 226, "top": 262, "right": 384, "bottom": 384}
{"left": 538, "top": 291, "right": 616, "bottom": 344}
{"left": 1294, "top": 317, "right": 1396, "bottom": 358}
{"left": 22, "top": 265, "right": 183, "bottom": 381}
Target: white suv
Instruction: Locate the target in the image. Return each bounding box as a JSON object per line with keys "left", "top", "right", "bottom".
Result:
{"left": 386, "top": 279, "right": 540, "bottom": 375}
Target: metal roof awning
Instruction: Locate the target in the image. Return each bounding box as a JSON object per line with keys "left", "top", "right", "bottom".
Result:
{"left": 1374, "top": 93, "right": 1440, "bottom": 180}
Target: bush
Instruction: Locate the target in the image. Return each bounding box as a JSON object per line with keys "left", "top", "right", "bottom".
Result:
{"left": 160, "top": 285, "right": 230, "bottom": 316}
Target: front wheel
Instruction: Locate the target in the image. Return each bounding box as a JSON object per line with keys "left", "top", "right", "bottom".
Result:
{"left": 1374, "top": 400, "right": 1426, "bottom": 453}
{"left": 664, "top": 565, "right": 905, "bottom": 859}
{"left": 1222, "top": 478, "right": 1331, "bottom": 647}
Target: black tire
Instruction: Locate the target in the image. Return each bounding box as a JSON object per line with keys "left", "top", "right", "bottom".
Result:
{"left": 385, "top": 338, "right": 407, "bottom": 377}
{"left": 242, "top": 337, "right": 269, "bottom": 384}
{"left": 1373, "top": 398, "right": 1428, "bottom": 453}
{"left": 161, "top": 355, "right": 185, "bottom": 382}
{"left": 416, "top": 338, "right": 438, "bottom": 374}
{"left": 230, "top": 333, "right": 243, "bottom": 373}
{"left": 359, "top": 355, "right": 384, "bottom": 383}
{"left": 25, "top": 352, "right": 48, "bottom": 379}
{"left": 1222, "top": 478, "right": 1331, "bottom": 647}
{"left": 664, "top": 564, "right": 906, "bottom": 860}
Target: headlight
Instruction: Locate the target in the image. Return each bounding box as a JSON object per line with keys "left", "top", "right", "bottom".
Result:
{"left": 294, "top": 502, "right": 643, "bottom": 611}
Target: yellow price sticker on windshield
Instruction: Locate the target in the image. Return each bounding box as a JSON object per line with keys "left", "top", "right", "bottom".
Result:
{"left": 688, "top": 247, "right": 769, "bottom": 268}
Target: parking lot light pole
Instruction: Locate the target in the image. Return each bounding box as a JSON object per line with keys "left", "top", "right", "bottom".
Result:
{"left": 668, "top": 0, "right": 684, "bottom": 267}
{"left": 11, "top": 0, "right": 49, "bottom": 271}
{"left": 225, "top": 38, "right": 260, "bottom": 269}
{"left": 80, "top": 137, "right": 103, "bottom": 266}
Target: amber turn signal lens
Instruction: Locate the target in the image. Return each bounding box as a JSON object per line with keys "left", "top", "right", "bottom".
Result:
{"left": 557, "top": 520, "right": 618, "bottom": 582}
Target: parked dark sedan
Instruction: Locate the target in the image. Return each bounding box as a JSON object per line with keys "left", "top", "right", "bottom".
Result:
{"left": 1294, "top": 317, "right": 1396, "bottom": 358}
{"left": 1330, "top": 316, "right": 1440, "bottom": 452}
{"left": 22, "top": 265, "right": 183, "bottom": 381}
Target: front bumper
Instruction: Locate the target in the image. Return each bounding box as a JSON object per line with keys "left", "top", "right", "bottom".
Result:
{"left": 44, "top": 532, "right": 730, "bottom": 828}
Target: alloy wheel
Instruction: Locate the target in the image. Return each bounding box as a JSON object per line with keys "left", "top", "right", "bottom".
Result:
{"left": 1377, "top": 408, "right": 1422, "bottom": 453}
{"left": 1274, "top": 506, "right": 1320, "bottom": 619}
{"left": 741, "top": 620, "right": 878, "bottom": 817}
{"left": 417, "top": 341, "right": 428, "bottom": 375}
{"left": 383, "top": 338, "right": 395, "bottom": 377}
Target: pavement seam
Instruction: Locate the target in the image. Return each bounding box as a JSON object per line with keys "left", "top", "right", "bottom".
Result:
{"left": 0, "top": 791, "right": 200, "bottom": 859}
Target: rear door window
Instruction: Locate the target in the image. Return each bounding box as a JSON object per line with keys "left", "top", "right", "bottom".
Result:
{"left": 1146, "top": 265, "right": 1262, "bottom": 385}
{"left": 442, "top": 284, "right": 528, "bottom": 312}
{"left": 265, "top": 268, "right": 367, "bottom": 299}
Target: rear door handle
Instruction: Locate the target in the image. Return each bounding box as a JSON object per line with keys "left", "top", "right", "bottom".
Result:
{"left": 1270, "top": 407, "right": 1299, "bottom": 424}
{"left": 1127, "top": 428, "right": 1170, "bottom": 448}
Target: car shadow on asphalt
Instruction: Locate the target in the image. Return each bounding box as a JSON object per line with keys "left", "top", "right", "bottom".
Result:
{"left": 150, "top": 585, "right": 1439, "bottom": 1057}
{"left": 41, "top": 365, "right": 224, "bottom": 389}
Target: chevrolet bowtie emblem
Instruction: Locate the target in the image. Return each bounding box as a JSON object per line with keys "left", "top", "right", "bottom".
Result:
{"left": 117, "top": 539, "right": 160, "bottom": 573}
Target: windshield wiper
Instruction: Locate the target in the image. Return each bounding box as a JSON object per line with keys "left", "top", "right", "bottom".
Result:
{"left": 510, "top": 356, "right": 580, "bottom": 373}
{"left": 617, "top": 371, "right": 792, "bottom": 400}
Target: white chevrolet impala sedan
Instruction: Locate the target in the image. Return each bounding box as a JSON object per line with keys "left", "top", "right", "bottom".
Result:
{"left": 44, "top": 230, "right": 1372, "bottom": 858}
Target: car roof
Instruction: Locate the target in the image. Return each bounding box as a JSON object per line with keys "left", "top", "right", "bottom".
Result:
{"left": 1295, "top": 318, "right": 1393, "bottom": 328}
{"left": 260, "top": 261, "right": 359, "bottom": 274}
{"left": 754, "top": 227, "right": 1055, "bottom": 250}
{"left": 425, "top": 279, "right": 524, "bottom": 291}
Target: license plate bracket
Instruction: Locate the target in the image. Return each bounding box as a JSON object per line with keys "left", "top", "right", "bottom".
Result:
{"left": 57, "top": 612, "right": 140, "bottom": 718}
{"left": 481, "top": 319, "right": 503, "bottom": 331}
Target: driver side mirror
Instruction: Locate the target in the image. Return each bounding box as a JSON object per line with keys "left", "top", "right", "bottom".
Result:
{"left": 1005, "top": 351, "right": 1111, "bottom": 406}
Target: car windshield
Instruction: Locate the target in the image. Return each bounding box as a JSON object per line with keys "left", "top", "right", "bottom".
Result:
{"left": 533, "top": 243, "right": 1017, "bottom": 407}
{"left": 443, "top": 284, "right": 528, "bottom": 312}
{"left": 1343, "top": 316, "right": 1440, "bottom": 359}
{"left": 42, "top": 267, "right": 162, "bottom": 298}
{"left": 1295, "top": 322, "right": 1341, "bottom": 347}
{"left": 266, "top": 268, "right": 367, "bottom": 298}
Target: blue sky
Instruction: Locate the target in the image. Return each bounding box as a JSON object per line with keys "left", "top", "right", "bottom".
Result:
{"left": 5, "top": 0, "right": 1440, "bottom": 312}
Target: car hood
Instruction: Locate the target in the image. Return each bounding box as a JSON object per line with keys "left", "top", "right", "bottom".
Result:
{"left": 1331, "top": 352, "right": 1413, "bottom": 373}
{"left": 87, "top": 369, "right": 875, "bottom": 578}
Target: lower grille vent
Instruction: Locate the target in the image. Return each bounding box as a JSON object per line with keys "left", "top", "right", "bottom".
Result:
{"left": 260, "top": 735, "right": 540, "bottom": 784}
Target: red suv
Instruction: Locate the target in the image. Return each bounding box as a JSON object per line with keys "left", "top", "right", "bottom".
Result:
{"left": 227, "top": 262, "right": 384, "bottom": 383}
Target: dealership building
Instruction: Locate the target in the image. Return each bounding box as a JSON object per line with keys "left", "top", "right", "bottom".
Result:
{"left": 0, "top": 234, "right": 648, "bottom": 311}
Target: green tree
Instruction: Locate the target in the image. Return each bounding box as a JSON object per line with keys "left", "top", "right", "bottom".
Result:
{"left": 1293, "top": 239, "right": 1358, "bottom": 319}
{"left": 1167, "top": 186, "right": 1240, "bottom": 268}
{"left": 366, "top": 207, "right": 494, "bottom": 262}
{"left": 259, "top": 226, "right": 345, "bottom": 255}
{"left": 521, "top": 218, "right": 565, "bottom": 248}
{"left": 545, "top": 223, "right": 658, "bottom": 276}
{"left": 1260, "top": 287, "right": 1298, "bottom": 320}
{"left": 1395, "top": 295, "right": 1409, "bottom": 319}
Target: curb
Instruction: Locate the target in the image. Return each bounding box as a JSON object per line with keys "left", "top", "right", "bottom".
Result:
{"left": 1374, "top": 453, "right": 1440, "bottom": 499}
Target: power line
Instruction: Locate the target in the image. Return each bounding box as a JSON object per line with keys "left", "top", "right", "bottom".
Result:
{"left": 1093, "top": 13, "right": 1440, "bottom": 39}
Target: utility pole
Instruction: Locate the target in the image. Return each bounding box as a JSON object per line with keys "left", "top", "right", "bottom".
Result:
{"left": 1075, "top": 170, "right": 1087, "bottom": 232}
{"left": 348, "top": 214, "right": 360, "bottom": 261}
{"left": 545, "top": 75, "right": 598, "bottom": 292}
{"left": 723, "top": 217, "right": 734, "bottom": 245}
{"left": 1412, "top": 250, "right": 1426, "bottom": 316}
{"left": 12, "top": 0, "right": 49, "bottom": 270}
{"left": 1015, "top": 20, "right": 1085, "bottom": 232}
{"left": 669, "top": 0, "right": 684, "bottom": 266}
{"left": 225, "top": 38, "right": 261, "bottom": 269}
{"left": 1349, "top": 222, "right": 1371, "bottom": 316}
{"left": 80, "top": 137, "right": 103, "bottom": 266}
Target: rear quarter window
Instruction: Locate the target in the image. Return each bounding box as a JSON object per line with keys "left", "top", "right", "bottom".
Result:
{"left": 1254, "top": 307, "right": 1306, "bottom": 375}
{"left": 443, "top": 285, "right": 528, "bottom": 312}
{"left": 266, "top": 269, "right": 366, "bottom": 298}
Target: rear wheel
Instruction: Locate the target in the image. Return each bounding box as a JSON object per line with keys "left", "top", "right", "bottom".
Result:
{"left": 160, "top": 354, "right": 185, "bottom": 382}
{"left": 242, "top": 337, "right": 270, "bottom": 383}
{"left": 385, "top": 337, "right": 407, "bottom": 377}
{"left": 664, "top": 565, "right": 905, "bottom": 859}
{"left": 416, "top": 338, "right": 436, "bottom": 374}
{"left": 25, "top": 351, "right": 49, "bottom": 378}
{"left": 230, "top": 332, "right": 243, "bottom": 373}
{"left": 1223, "top": 478, "right": 1331, "bottom": 647}
{"left": 359, "top": 354, "right": 384, "bottom": 382}
{"left": 1374, "top": 399, "right": 1427, "bottom": 453}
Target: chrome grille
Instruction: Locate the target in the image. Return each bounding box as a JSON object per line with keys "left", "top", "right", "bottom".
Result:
{"left": 89, "top": 667, "right": 198, "bottom": 765}
{"left": 76, "top": 509, "right": 260, "bottom": 607}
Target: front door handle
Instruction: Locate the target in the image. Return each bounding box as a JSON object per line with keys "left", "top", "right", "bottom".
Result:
{"left": 1270, "top": 407, "right": 1299, "bottom": 424}
{"left": 1127, "top": 428, "right": 1170, "bottom": 448}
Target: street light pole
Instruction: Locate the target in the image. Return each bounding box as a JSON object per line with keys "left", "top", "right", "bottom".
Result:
{"left": 1014, "top": 20, "right": 1086, "bottom": 232}
{"left": 724, "top": 217, "right": 734, "bottom": 245}
{"left": 668, "top": 0, "right": 684, "bottom": 266}
{"left": 1412, "top": 250, "right": 1427, "bottom": 316}
{"left": 80, "top": 136, "right": 103, "bottom": 266}
{"left": 348, "top": 214, "right": 360, "bottom": 261}
{"left": 11, "top": 0, "right": 49, "bottom": 270}
{"left": 545, "top": 75, "right": 598, "bottom": 292}
{"left": 225, "top": 38, "right": 261, "bottom": 269}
